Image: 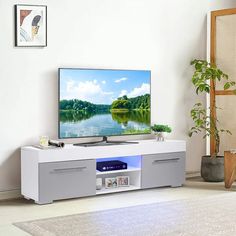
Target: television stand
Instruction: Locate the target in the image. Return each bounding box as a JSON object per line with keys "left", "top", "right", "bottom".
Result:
{"left": 21, "top": 139, "right": 186, "bottom": 204}
{"left": 73, "top": 136, "right": 139, "bottom": 147}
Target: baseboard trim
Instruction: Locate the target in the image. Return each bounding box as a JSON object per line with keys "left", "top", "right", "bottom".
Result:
{"left": 0, "top": 189, "right": 21, "bottom": 201}
{"left": 186, "top": 171, "right": 201, "bottom": 179}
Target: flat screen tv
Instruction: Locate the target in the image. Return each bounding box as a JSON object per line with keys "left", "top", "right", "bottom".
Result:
{"left": 59, "top": 68, "right": 151, "bottom": 140}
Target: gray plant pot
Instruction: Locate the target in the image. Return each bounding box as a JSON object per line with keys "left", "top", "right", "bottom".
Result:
{"left": 201, "top": 155, "right": 224, "bottom": 182}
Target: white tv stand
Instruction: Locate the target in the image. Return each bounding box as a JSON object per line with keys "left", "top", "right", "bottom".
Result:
{"left": 21, "top": 139, "right": 186, "bottom": 204}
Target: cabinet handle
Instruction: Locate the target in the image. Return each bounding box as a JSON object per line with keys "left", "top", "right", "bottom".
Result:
{"left": 51, "top": 166, "right": 87, "bottom": 174}
{"left": 152, "top": 158, "right": 180, "bottom": 164}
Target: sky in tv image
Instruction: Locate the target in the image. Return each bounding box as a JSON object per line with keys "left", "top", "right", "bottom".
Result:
{"left": 59, "top": 69, "right": 151, "bottom": 138}
{"left": 60, "top": 69, "right": 150, "bottom": 104}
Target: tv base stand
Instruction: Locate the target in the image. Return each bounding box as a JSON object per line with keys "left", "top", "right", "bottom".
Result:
{"left": 21, "top": 139, "right": 186, "bottom": 204}
{"left": 73, "top": 136, "right": 139, "bottom": 147}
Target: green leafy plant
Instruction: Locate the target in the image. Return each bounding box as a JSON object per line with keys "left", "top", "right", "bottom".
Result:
{"left": 151, "top": 124, "right": 172, "bottom": 133}
{"left": 189, "top": 59, "right": 236, "bottom": 157}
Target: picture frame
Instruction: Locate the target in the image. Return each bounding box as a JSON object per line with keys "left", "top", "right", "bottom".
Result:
{"left": 96, "top": 178, "right": 102, "bottom": 190}
{"left": 117, "top": 176, "right": 130, "bottom": 187}
{"left": 105, "top": 177, "right": 117, "bottom": 189}
{"left": 15, "top": 4, "right": 47, "bottom": 47}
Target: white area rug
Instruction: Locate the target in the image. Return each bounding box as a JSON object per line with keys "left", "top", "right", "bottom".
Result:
{"left": 14, "top": 193, "right": 236, "bottom": 236}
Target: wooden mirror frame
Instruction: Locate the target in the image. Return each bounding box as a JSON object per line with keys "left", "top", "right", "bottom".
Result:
{"left": 210, "top": 8, "right": 236, "bottom": 155}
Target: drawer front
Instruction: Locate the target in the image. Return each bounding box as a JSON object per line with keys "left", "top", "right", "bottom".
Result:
{"left": 39, "top": 160, "right": 96, "bottom": 202}
{"left": 141, "top": 152, "right": 185, "bottom": 189}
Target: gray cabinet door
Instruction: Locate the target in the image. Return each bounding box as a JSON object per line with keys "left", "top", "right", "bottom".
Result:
{"left": 39, "top": 160, "right": 96, "bottom": 203}
{"left": 141, "top": 152, "right": 185, "bottom": 189}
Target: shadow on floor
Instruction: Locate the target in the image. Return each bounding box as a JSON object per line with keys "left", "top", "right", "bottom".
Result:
{"left": 185, "top": 176, "right": 236, "bottom": 192}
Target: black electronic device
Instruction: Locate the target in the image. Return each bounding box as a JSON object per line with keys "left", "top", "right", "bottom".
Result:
{"left": 96, "top": 160, "right": 127, "bottom": 172}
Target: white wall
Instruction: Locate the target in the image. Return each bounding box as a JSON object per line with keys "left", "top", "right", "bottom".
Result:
{"left": 0, "top": 0, "right": 235, "bottom": 192}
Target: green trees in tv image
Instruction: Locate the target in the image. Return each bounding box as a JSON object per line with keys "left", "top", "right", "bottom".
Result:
{"left": 60, "top": 94, "right": 151, "bottom": 134}
{"left": 111, "top": 94, "right": 150, "bottom": 111}
{"left": 60, "top": 99, "right": 110, "bottom": 113}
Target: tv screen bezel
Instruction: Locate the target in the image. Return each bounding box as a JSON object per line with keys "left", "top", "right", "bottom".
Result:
{"left": 58, "top": 67, "right": 151, "bottom": 139}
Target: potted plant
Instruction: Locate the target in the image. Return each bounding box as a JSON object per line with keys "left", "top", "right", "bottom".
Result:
{"left": 189, "top": 59, "right": 236, "bottom": 182}
{"left": 151, "top": 124, "right": 172, "bottom": 141}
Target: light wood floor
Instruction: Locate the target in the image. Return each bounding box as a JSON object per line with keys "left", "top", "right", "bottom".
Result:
{"left": 0, "top": 177, "right": 235, "bottom": 236}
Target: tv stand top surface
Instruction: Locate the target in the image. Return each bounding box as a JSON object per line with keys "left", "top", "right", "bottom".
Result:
{"left": 21, "top": 139, "right": 186, "bottom": 164}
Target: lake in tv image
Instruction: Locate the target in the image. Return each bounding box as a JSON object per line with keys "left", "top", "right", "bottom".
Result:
{"left": 59, "top": 68, "right": 151, "bottom": 138}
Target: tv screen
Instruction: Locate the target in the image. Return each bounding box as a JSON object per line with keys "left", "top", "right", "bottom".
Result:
{"left": 59, "top": 68, "right": 151, "bottom": 139}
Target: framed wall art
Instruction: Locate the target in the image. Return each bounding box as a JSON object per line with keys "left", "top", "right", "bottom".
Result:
{"left": 15, "top": 4, "right": 47, "bottom": 47}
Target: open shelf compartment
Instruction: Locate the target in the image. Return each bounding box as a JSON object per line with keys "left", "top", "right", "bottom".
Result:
{"left": 96, "top": 155, "right": 142, "bottom": 195}
{"left": 96, "top": 155, "right": 142, "bottom": 174}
